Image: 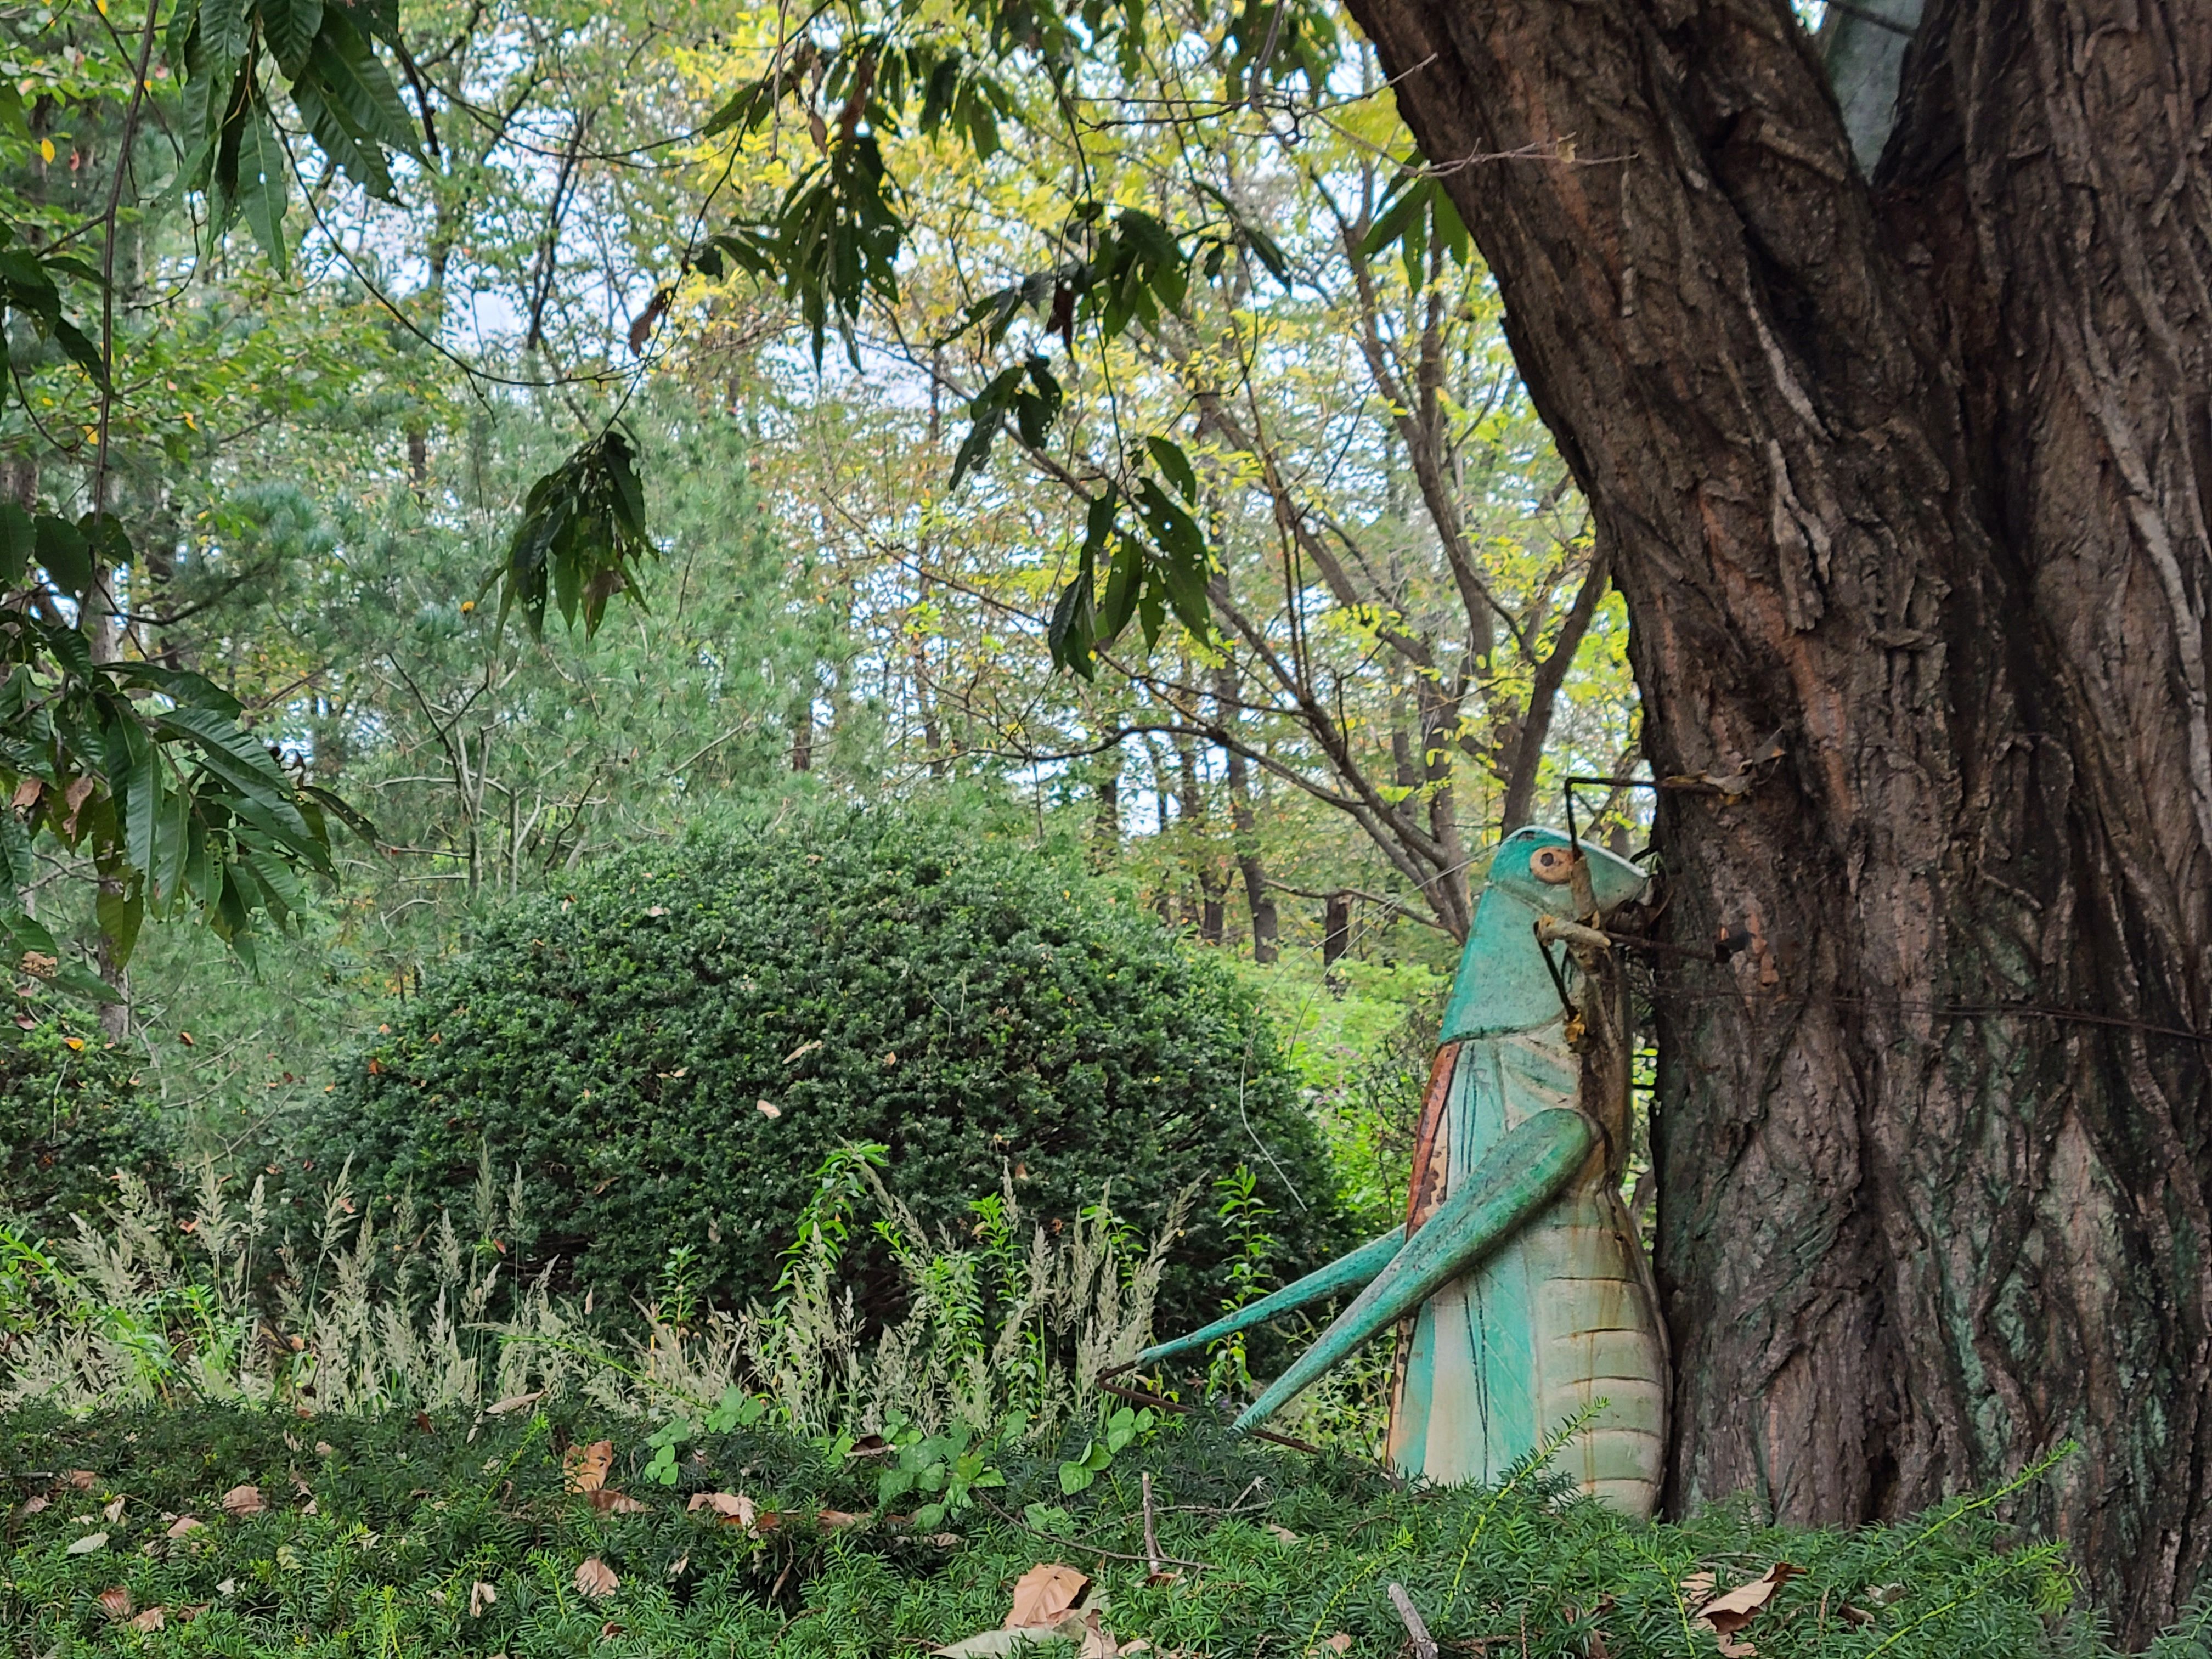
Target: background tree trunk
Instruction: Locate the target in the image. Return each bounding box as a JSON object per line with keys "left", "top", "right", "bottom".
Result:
{"left": 1340, "top": 0, "right": 2212, "bottom": 1635}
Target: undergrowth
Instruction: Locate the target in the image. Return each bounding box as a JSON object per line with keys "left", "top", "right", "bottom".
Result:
{"left": 4, "top": 1402, "right": 2203, "bottom": 1657}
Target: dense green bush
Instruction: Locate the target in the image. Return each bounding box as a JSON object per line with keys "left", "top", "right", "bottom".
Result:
{"left": 1, "top": 1001, "right": 170, "bottom": 1239}
{"left": 304, "top": 807, "right": 1346, "bottom": 1320}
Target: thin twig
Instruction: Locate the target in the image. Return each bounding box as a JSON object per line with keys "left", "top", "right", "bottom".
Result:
{"left": 976, "top": 1494, "right": 1215, "bottom": 1572}
{"left": 1141, "top": 1472, "right": 1164, "bottom": 1578}
{"left": 1390, "top": 1583, "right": 1440, "bottom": 1659}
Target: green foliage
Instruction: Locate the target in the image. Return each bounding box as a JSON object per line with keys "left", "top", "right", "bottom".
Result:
{"left": 0, "top": 585, "right": 359, "bottom": 994}
{"left": 0, "top": 1001, "right": 169, "bottom": 1242}
{"left": 0, "top": 1399, "right": 2179, "bottom": 1657}
{"left": 304, "top": 804, "right": 1345, "bottom": 1322}
{"left": 496, "top": 430, "right": 656, "bottom": 639}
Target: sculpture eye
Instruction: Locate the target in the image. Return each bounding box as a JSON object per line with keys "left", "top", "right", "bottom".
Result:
{"left": 1530, "top": 845, "right": 1576, "bottom": 884}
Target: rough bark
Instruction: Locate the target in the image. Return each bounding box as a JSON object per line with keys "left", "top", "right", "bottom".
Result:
{"left": 1339, "top": 0, "right": 2212, "bottom": 1634}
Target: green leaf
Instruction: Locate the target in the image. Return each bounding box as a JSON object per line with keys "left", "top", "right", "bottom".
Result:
{"left": 154, "top": 705, "right": 289, "bottom": 793}
{"left": 0, "top": 806, "right": 31, "bottom": 890}
{"left": 200, "top": 0, "right": 250, "bottom": 61}
{"left": 292, "top": 76, "right": 395, "bottom": 199}
{"left": 261, "top": 0, "right": 326, "bottom": 78}
{"left": 1146, "top": 436, "right": 1197, "bottom": 503}
{"left": 96, "top": 881, "right": 144, "bottom": 970}
{"left": 34, "top": 514, "right": 91, "bottom": 603}
{"left": 332, "top": 0, "right": 397, "bottom": 44}
{"left": 302, "top": 8, "right": 420, "bottom": 159}
{"left": 1360, "top": 176, "right": 1434, "bottom": 264}
{"left": 0, "top": 501, "right": 31, "bottom": 588}
{"left": 234, "top": 101, "right": 290, "bottom": 272}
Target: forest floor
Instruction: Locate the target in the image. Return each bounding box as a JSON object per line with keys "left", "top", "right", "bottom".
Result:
{"left": 0, "top": 1402, "right": 2135, "bottom": 1657}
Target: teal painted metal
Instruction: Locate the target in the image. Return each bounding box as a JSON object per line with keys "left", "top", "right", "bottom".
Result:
{"left": 1132, "top": 826, "right": 1668, "bottom": 1516}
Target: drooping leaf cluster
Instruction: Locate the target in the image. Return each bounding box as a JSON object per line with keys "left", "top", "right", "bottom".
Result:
{"left": 0, "top": 504, "right": 364, "bottom": 995}
{"left": 167, "top": 0, "right": 424, "bottom": 275}
{"left": 496, "top": 430, "right": 654, "bottom": 639}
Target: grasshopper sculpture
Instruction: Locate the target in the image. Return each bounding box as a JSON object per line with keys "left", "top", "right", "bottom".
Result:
{"left": 1134, "top": 827, "right": 1667, "bottom": 1515}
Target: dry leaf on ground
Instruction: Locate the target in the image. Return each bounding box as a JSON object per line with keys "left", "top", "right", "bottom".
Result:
{"left": 98, "top": 1587, "right": 133, "bottom": 1620}
{"left": 487, "top": 1391, "right": 543, "bottom": 1417}
{"left": 66, "top": 1532, "right": 109, "bottom": 1555}
{"left": 222, "top": 1485, "right": 266, "bottom": 1517}
{"left": 687, "top": 1491, "right": 765, "bottom": 1530}
{"left": 564, "top": 1440, "right": 614, "bottom": 1494}
{"left": 1694, "top": 1563, "right": 1803, "bottom": 1657}
{"left": 129, "top": 1606, "right": 166, "bottom": 1632}
{"left": 18, "top": 1494, "right": 49, "bottom": 1517}
{"left": 1319, "top": 1637, "right": 1353, "bottom": 1654}
{"left": 1006, "top": 1562, "right": 1091, "bottom": 1629}
{"left": 585, "top": 1489, "right": 648, "bottom": 1514}
{"left": 165, "top": 1516, "right": 202, "bottom": 1539}
{"left": 65, "top": 1470, "right": 95, "bottom": 1490}
{"left": 574, "top": 1557, "right": 619, "bottom": 1599}
{"left": 1264, "top": 1523, "right": 1300, "bottom": 1544}
{"left": 816, "top": 1508, "right": 864, "bottom": 1529}
{"left": 102, "top": 1495, "right": 127, "bottom": 1521}
{"left": 470, "top": 1581, "right": 498, "bottom": 1617}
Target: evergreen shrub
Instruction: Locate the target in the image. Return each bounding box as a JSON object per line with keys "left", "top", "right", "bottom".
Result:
{"left": 306, "top": 807, "right": 1345, "bottom": 1319}
{"left": 1, "top": 1002, "right": 170, "bottom": 1238}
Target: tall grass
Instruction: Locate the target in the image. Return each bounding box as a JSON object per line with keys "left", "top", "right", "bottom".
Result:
{"left": 0, "top": 1144, "right": 1193, "bottom": 1452}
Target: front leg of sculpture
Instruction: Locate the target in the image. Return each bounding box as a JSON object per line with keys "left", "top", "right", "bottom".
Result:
{"left": 1128, "top": 1227, "right": 1407, "bottom": 1373}
{"left": 1230, "top": 1108, "right": 1592, "bottom": 1432}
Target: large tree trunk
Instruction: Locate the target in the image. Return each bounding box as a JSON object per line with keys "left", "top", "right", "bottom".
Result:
{"left": 1340, "top": 0, "right": 2212, "bottom": 1636}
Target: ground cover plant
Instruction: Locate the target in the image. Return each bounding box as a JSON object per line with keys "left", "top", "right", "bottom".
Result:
{"left": 1, "top": 1400, "right": 2189, "bottom": 1658}
{"left": 300, "top": 806, "right": 1346, "bottom": 1323}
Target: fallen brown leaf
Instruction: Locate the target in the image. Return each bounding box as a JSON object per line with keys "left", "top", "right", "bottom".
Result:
{"left": 574, "top": 1556, "right": 619, "bottom": 1599}
{"left": 487, "top": 1391, "right": 543, "bottom": 1417}
{"left": 98, "top": 1586, "right": 133, "bottom": 1620}
{"left": 687, "top": 1490, "right": 762, "bottom": 1530}
{"left": 470, "top": 1581, "right": 498, "bottom": 1617}
{"left": 177, "top": 1603, "right": 211, "bottom": 1623}
{"left": 816, "top": 1509, "right": 864, "bottom": 1529}
{"left": 600, "top": 1620, "right": 626, "bottom": 1639}
{"left": 165, "top": 1516, "right": 203, "bottom": 1539}
{"left": 18, "top": 1494, "right": 49, "bottom": 1516}
{"left": 1695, "top": 1562, "right": 1803, "bottom": 1658}
{"left": 586, "top": 1490, "right": 648, "bottom": 1514}
{"left": 102, "top": 1495, "right": 127, "bottom": 1522}
{"left": 1006, "top": 1562, "right": 1091, "bottom": 1630}
{"left": 222, "top": 1484, "right": 266, "bottom": 1517}
{"left": 65, "top": 1470, "right": 96, "bottom": 1490}
{"left": 129, "top": 1607, "right": 166, "bottom": 1632}
{"left": 1321, "top": 1637, "right": 1353, "bottom": 1655}
{"left": 564, "top": 1439, "right": 614, "bottom": 1494}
